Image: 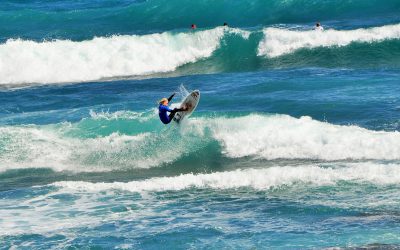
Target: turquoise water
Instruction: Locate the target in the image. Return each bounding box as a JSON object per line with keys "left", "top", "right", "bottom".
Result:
{"left": 1, "top": 1, "right": 400, "bottom": 249}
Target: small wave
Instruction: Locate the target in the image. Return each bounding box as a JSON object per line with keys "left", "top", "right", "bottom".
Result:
{"left": 53, "top": 162, "right": 400, "bottom": 193}
{"left": 258, "top": 23, "right": 400, "bottom": 57}
{"left": 0, "top": 125, "right": 163, "bottom": 172}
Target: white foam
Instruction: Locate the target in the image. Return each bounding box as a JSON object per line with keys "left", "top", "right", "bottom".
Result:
{"left": 89, "top": 109, "right": 156, "bottom": 122}
{"left": 0, "top": 125, "right": 174, "bottom": 172}
{"left": 2, "top": 162, "right": 399, "bottom": 237}
{"left": 226, "top": 27, "right": 251, "bottom": 39}
{"left": 0, "top": 189, "right": 110, "bottom": 236}
{"left": 198, "top": 114, "right": 400, "bottom": 161}
{"left": 53, "top": 162, "right": 400, "bottom": 193}
{"left": 0, "top": 28, "right": 228, "bottom": 85}
{"left": 258, "top": 23, "right": 400, "bottom": 57}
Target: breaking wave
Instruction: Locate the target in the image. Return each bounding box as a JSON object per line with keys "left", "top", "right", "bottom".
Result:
{"left": 258, "top": 23, "right": 400, "bottom": 57}
{"left": 0, "top": 27, "right": 248, "bottom": 85}
{"left": 0, "top": 112, "right": 399, "bottom": 173}
{"left": 1, "top": 23, "right": 400, "bottom": 86}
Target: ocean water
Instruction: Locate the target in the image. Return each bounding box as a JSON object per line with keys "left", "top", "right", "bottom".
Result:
{"left": 1, "top": 0, "right": 400, "bottom": 249}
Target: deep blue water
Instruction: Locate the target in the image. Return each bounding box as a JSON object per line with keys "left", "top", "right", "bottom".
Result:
{"left": 1, "top": 0, "right": 400, "bottom": 249}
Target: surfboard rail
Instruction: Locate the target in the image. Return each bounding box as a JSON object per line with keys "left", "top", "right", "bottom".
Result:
{"left": 173, "top": 90, "right": 200, "bottom": 123}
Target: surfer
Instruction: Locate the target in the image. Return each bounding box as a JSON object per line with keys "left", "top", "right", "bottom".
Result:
{"left": 314, "top": 22, "right": 324, "bottom": 31}
{"left": 158, "top": 93, "right": 188, "bottom": 124}
{"left": 191, "top": 24, "right": 197, "bottom": 29}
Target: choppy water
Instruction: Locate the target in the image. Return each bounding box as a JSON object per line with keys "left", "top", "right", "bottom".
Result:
{"left": 1, "top": 0, "right": 400, "bottom": 249}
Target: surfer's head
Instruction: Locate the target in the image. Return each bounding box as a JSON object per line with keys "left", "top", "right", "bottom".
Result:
{"left": 159, "top": 98, "right": 168, "bottom": 105}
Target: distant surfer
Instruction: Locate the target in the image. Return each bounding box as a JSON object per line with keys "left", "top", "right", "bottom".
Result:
{"left": 158, "top": 93, "right": 188, "bottom": 124}
{"left": 191, "top": 24, "right": 197, "bottom": 29}
{"left": 223, "top": 22, "right": 228, "bottom": 27}
{"left": 314, "top": 22, "right": 324, "bottom": 31}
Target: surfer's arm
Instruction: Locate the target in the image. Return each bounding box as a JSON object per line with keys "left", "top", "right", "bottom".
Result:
{"left": 160, "top": 105, "right": 173, "bottom": 112}
{"left": 167, "top": 93, "right": 176, "bottom": 102}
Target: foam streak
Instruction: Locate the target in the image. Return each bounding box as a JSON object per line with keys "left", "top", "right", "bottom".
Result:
{"left": 54, "top": 163, "right": 400, "bottom": 193}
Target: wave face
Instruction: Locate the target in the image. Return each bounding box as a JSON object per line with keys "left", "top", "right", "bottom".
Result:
{"left": 1, "top": 112, "right": 399, "bottom": 173}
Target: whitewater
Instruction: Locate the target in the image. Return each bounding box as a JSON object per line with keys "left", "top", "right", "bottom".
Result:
{"left": 1, "top": 0, "right": 400, "bottom": 249}
{"left": 54, "top": 162, "right": 400, "bottom": 193}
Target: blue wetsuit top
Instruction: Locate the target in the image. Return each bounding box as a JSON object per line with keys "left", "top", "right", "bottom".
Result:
{"left": 159, "top": 104, "right": 173, "bottom": 124}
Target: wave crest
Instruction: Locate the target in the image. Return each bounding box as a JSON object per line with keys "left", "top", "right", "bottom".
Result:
{"left": 258, "top": 24, "right": 400, "bottom": 57}
{"left": 0, "top": 27, "right": 236, "bottom": 85}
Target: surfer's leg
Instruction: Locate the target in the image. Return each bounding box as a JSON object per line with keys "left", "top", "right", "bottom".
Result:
{"left": 168, "top": 110, "right": 177, "bottom": 120}
{"left": 168, "top": 107, "right": 186, "bottom": 119}
{"left": 167, "top": 107, "right": 187, "bottom": 123}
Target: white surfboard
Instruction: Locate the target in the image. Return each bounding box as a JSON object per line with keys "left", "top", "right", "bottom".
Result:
{"left": 173, "top": 90, "right": 200, "bottom": 123}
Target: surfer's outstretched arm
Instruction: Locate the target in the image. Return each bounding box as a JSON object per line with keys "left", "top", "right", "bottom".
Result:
{"left": 167, "top": 93, "right": 176, "bottom": 102}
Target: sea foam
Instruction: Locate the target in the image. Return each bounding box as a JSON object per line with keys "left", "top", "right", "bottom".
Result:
{"left": 0, "top": 28, "right": 230, "bottom": 85}
{"left": 202, "top": 114, "right": 400, "bottom": 161}
{"left": 258, "top": 23, "right": 400, "bottom": 57}
{"left": 54, "top": 162, "right": 400, "bottom": 193}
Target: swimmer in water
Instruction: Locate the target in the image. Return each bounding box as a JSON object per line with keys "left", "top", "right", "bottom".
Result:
{"left": 315, "top": 22, "right": 324, "bottom": 31}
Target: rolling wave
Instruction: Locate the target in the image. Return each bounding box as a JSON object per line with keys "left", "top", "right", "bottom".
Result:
{"left": 0, "top": 27, "right": 240, "bottom": 85}
{"left": 207, "top": 115, "right": 400, "bottom": 160}
{"left": 54, "top": 162, "right": 400, "bottom": 193}
{"left": 258, "top": 24, "right": 400, "bottom": 57}
{"left": 0, "top": 112, "right": 399, "bottom": 172}
{"left": 1, "top": 23, "right": 400, "bottom": 86}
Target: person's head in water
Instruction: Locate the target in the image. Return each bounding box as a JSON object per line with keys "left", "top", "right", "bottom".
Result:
{"left": 191, "top": 24, "right": 197, "bottom": 29}
{"left": 316, "top": 22, "right": 321, "bottom": 27}
{"left": 223, "top": 22, "right": 228, "bottom": 27}
{"left": 159, "top": 98, "right": 168, "bottom": 106}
